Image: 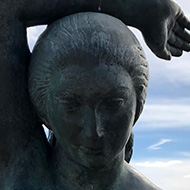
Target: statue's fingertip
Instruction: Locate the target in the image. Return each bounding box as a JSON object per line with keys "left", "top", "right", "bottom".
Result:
{"left": 157, "top": 51, "right": 171, "bottom": 60}
{"left": 164, "top": 50, "right": 172, "bottom": 60}
{"left": 166, "top": 53, "right": 172, "bottom": 60}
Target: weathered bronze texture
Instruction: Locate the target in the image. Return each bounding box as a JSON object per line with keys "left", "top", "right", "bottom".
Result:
{"left": 0, "top": 0, "right": 190, "bottom": 189}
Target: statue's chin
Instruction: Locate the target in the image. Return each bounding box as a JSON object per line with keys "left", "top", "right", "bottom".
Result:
{"left": 68, "top": 146, "right": 113, "bottom": 170}
{"left": 64, "top": 142, "right": 126, "bottom": 171}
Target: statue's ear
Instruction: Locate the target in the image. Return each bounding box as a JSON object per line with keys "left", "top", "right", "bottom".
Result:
{"left": 40, "top": 103, "right": 53, "bottom": 130}
{"left": 133, "top": 88, "right": 146, "bottom": 126}
{"left": 36, "top": 112, "right": 52, "bottom": 130}
{"left": 133, "top": 103, "right": 143, "bottom": 125}
{"left": 125, "top": 132, "right": 134, "bottom": 163}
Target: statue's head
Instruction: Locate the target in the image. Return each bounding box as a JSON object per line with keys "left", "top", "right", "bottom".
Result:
{"left": 29, "top": 12, "right": 148, "bottom": 169}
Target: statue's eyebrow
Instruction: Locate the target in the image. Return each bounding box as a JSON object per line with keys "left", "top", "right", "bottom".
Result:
{"left": 103, "top": 87, "right": 131, "bottom": 98}
{"left": 54, "top": 87, "right": 130, "bottom": 104}
{"left": 54, "top": 91, "right": 82, "bottom": 102}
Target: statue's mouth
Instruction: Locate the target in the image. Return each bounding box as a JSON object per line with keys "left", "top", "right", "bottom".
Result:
{"left": 79, "top": 145, "right": 104, "bottom": 155}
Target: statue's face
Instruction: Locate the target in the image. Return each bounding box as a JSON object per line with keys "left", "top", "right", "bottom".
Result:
{"left": 47, "top": 63, "right": 137, "bottom": 169}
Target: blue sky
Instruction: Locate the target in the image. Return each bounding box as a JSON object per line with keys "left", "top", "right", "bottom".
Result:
{"left": 27, "top": 1, "right": 190, "bottom": 189}
{"left": 129, "top": 0, "right": 190, "bottom": 188}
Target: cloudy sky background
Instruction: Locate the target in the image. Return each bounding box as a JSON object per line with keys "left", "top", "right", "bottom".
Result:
{"left": 27, "top": 1, "right": 190, "bottom": 189}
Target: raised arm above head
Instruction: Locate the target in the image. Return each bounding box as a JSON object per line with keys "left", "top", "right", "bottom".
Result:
{"left": 18, "top": 0, "right": 190, "bottom": 60}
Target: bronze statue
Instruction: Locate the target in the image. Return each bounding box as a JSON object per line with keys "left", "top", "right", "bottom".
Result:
{"left": 0, "top": 0, "right": 189, "bottom": 189}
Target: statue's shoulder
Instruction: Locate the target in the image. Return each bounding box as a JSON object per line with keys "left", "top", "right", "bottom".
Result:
{"left": 122, "top": 163, "right": 162, "bottom": 190}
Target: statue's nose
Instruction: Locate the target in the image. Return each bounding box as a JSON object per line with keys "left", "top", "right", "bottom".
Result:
{"left": 82, "top": 106, "right": 103, "bottom": 141}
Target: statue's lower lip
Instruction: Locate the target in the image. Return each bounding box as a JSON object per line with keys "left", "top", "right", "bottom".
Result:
{"left": 79, "top": 145, "right": 104, "bottom": 152}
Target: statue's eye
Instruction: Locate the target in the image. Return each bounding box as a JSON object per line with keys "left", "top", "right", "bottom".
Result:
{"left": 103, "top": 98, "right": 125, "bottom": 111}
{"left": 62, "top": 99, "right": 82, "bottom": 113}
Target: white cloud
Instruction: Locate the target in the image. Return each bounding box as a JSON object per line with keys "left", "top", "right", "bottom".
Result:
{"left": 135, "top": 98, "right": 190, "bottom": 130}
{"left": 184, "top": 175, "right": 190, "bottom": 179}
{"left": 135, "top": 160, "right": 182, "bottom": 168}
{"left": 131, "top": 159, "right": 190, "bottom": 190}
{"left": 148, "top": 139, "right": 172, "bottom": 150}
{"left": 180, "top": 152, "right": 190, "bottom": 157}
{"left": 142, "top": 104, "right": 190, "bottom": 126}
{"left": 160, "top": 57, "right": 190, "bottom": 85}
{"left": 146, "top": 98, "right": 190, "bottom": 105}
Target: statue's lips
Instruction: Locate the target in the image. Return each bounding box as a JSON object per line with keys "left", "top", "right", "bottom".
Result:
{"left": 78, "top": 145, "right": 104, "bottom": 154}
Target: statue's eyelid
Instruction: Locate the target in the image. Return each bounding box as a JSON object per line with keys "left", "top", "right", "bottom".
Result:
{"left": 106, "top": 98, "right": 125, "bottom": 103}
{"left": 59, "top": 96, "right": 82, "bottom": 103}
{"left": 97, "top": 97, "right": 126, "bottom": 108}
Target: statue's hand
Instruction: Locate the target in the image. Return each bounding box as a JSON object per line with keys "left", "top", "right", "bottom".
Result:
{"left": 141, "top": 0, "right": 190, "bottom": 60}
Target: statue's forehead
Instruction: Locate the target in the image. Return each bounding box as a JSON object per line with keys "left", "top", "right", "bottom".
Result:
{"left": 49, "top": 63, "right": 133, "bottom": 99}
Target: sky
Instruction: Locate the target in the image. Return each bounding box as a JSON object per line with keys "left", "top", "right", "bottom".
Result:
{"left": 27, "top": 1, "right": 190, "bottom": 189}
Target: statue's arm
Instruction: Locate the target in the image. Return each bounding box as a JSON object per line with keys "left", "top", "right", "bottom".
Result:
{"left": 0, "top": 11, "right": 47, "bottom": 174}
{"left": 20, "top": 0, "right": 190, "bottom": 60}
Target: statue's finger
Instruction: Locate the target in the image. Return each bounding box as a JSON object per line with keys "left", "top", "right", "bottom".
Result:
{"left": 142, "top": 23, "right": 171, "bottom": 60}
{"left": 166, "top": 44, "right": 183, "bottom": 57}
{"left": 151, "top": 46, "right": 171, "bottom": 60}
{"left": 173, "top": 23, "right": 190, "bottom": 43}
{"left": 168, "top": 32, "right": 190, "bottom": 51}
{"left": 156, "top": 48, "right": 172, "bottom": 60}
{"left": 177, "top": 13, "right": 190, "bottom": 30}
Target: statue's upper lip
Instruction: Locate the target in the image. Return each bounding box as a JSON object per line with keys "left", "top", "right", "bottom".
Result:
{"left": 79, "top": 145, "right": 104, "bottom": 151}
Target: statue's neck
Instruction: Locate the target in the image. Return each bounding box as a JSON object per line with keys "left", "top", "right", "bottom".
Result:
{"left": 52, "top": 143, "right": 125, "bottom": 190}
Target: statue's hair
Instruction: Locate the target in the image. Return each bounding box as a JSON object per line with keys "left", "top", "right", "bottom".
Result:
{"left": 29, "top": 12, "right": 149, "bottom": 129}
